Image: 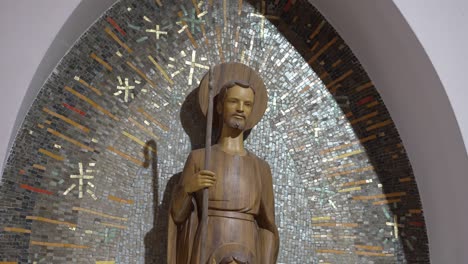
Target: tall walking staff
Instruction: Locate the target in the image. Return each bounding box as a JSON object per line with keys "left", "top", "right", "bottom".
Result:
{"left": 200, "top": 67, "right": 214, "bottom": 264}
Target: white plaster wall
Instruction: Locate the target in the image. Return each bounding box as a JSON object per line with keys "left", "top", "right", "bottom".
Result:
{"left": 393, "top": 0, "right": 468, "bottom": 152}
{"left": 0, "top": 0, "right": 118, "bottom": 176}
{"left": 1, "top": 0, "right": 468, "bottom": 263}
{"left": 1, "top": 0, "right": 79, "bottom": 174}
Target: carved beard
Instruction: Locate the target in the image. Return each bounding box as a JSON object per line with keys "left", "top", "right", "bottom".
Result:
{"left": 226, "top": 116, "right": 246, "bottom": 130}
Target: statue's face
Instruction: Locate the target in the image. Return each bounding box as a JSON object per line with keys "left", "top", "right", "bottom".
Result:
{"left": 221, "top": 85, "right": 255, "bottom": 130}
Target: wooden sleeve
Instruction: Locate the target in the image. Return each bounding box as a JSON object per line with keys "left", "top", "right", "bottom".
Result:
{"left": 171, "top": 153, "right": 197, "bottom": 224}
{"left": 257, "top": 162, "right": 280, "bottom": 263}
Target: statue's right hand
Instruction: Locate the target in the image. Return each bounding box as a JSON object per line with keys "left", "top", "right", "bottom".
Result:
{"left": 182, "top": 170, "right": 216, "bottom": 194}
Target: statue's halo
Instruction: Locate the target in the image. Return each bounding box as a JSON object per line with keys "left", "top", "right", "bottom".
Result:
{"left": 198, "top": 62, "right": 268, "bottom": 130}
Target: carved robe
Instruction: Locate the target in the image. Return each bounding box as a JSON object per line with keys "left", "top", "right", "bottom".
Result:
{"left": 168, "top": 144, "right": 279, "bottom": 264}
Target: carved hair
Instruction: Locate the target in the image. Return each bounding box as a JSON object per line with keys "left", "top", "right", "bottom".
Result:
{"left": 216, "top": 80, "right": 255, "bottom": 105}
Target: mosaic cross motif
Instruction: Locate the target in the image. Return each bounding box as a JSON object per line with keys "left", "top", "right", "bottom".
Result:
{"left": 167, "top": 50, "right": 188, "bottom": 78}
{"left": 312, "top": 121, "right": 323, "bottom": 138}
{"left": 184, "top": 50, "right": 209, "bottom": 85}
{"left": 311, "top": 178, "right": 338, "bottom": 209}
{"left": 145, "top": 24, "right": 167, "bottom": 39}
{"left": 98, "top": 227, "right": 119, "bottom": 244}
{"left": 179, "top": 7, "right": 204, "bottom": 33}
{"left": 386, "top": 215, "right": 404, "bottom": 238}
{"left": 63, "top": 162, "right": 97, "bottom": 199}
{"left": 115, "top": 76, "right": 135, "bottom": 102}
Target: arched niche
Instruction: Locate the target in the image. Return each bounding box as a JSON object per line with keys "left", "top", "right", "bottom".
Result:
{"left": 0, "top": 0, "right": 435, "bottom": 263}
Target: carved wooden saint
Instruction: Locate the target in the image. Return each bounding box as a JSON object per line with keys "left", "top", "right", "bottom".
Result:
{"left": 168, "top": 62, "right": 279, "bottom": 264}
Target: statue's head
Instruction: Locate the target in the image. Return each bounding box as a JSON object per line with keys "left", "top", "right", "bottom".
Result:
{"left": 199, "top": 62, "right": 268, "bottom": 131}
{"left": 216, "top": 80, "right": 255, "bottom": 131}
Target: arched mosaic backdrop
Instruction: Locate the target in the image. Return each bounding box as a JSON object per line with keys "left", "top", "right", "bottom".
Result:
{"left": 0, "top": 0, "right": 429, "bottom": 263}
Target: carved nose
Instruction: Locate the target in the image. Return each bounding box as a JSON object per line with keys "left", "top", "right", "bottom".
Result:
{"left": 237, "top": 103, "right": 244, "bottom": 112}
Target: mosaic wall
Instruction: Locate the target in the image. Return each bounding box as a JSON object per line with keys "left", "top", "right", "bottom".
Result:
{"left": 0, "top": 0, "right": 429, "bottom": 263}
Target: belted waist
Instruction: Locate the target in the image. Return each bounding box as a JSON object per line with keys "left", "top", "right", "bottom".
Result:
{"left": 208, "top": 209, "right": 255, "bottom": 222}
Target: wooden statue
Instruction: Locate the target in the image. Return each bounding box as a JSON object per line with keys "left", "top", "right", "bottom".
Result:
{"left": 168, "top": 62, "right": 279, "bottom": 264}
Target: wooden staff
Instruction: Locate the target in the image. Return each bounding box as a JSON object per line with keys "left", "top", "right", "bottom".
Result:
{"left": 200, "top": 67, "right": 214, "bottom": 264}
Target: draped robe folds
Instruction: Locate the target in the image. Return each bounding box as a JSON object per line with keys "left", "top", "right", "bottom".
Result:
{"left": 168, "top": 145, "right": 279, "bottom": 264}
